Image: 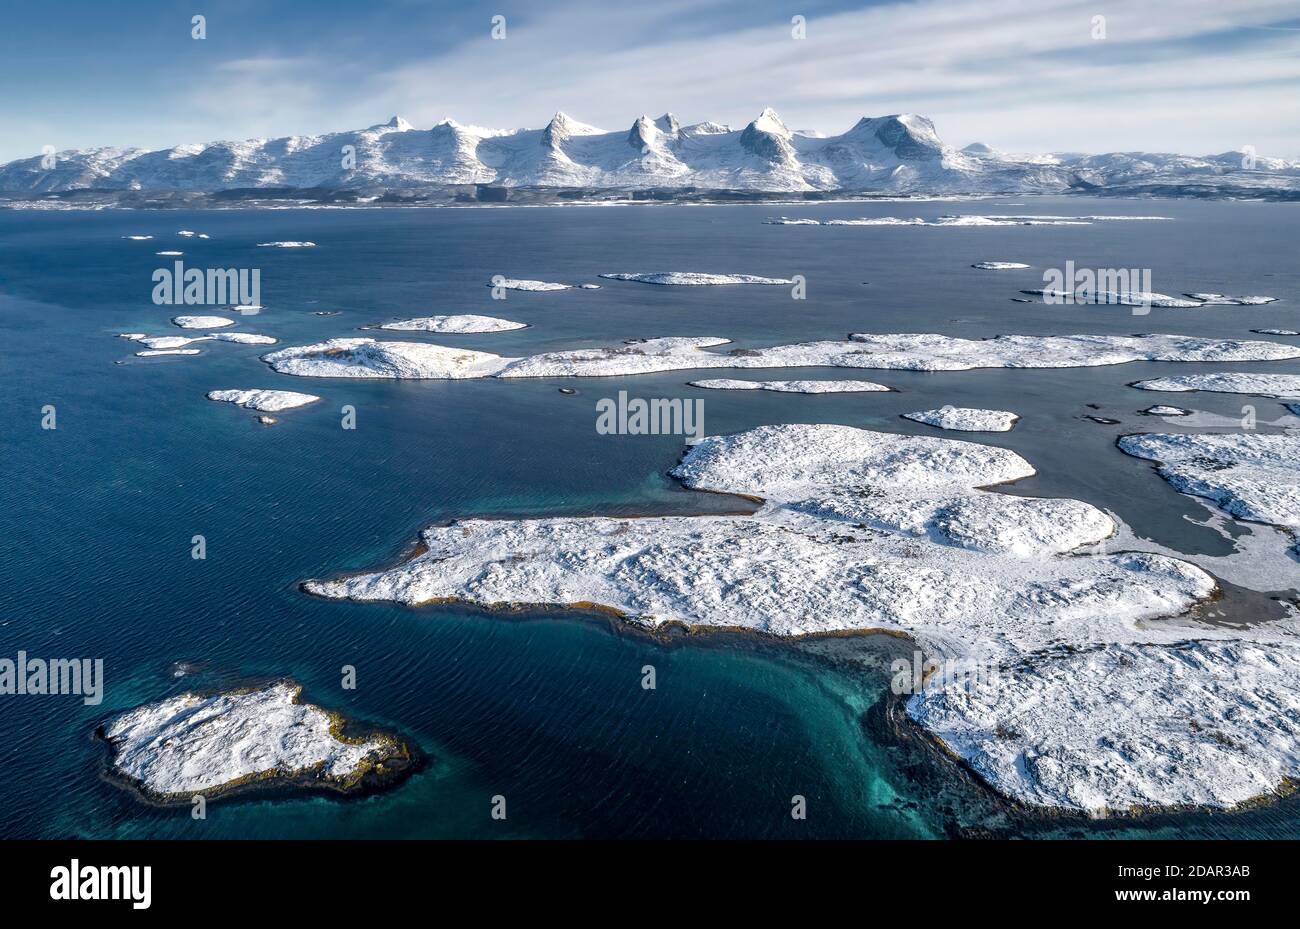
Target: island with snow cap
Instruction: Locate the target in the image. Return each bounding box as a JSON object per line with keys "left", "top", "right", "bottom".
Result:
{"left": 295, "top": 421, "right": 1300, "bottom": 815}
{"left": 100, "top": 681, "right": 415, "bottom": 804}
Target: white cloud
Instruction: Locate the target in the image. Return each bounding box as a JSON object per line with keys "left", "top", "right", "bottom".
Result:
{"left": 6, "top": 0, "right": 1298, "bottom": 160}
{"left": 364, "top": 0, "right": 1300, "bottom": 156}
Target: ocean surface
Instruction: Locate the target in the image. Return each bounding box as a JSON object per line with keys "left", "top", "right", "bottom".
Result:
{"left": 1, "top": 196, "right": 1298, "bottom": 839}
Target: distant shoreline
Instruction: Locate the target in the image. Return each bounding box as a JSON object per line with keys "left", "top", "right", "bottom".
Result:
{"left": 4, "top": 185, "right": 1299, "bottom": 211}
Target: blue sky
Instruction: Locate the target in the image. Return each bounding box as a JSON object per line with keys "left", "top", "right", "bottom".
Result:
{"left": 3, "top": 0, "right": 1300, "bottom": 161}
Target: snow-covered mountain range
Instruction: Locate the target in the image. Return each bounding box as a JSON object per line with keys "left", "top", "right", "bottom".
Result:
{"left": 4, "top": 109, "right": 1298, "bottom": 199}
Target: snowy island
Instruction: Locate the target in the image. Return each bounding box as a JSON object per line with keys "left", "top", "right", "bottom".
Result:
{"left": 902, "top": 407, "right": 1019, "bottom": 432}
{"left": 206, "top": 389, "right": 322, "bottom": 412}
{"left": 299, "top": 421, "right": 1300, "bottom": 815}
{"left": 261, "top": 331, "right": 1300, "bottom": 381}
{"left": 101, "top": 681, "right": 414, "bottom": 803}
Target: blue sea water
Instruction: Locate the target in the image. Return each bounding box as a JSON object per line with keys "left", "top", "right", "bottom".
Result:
{"left": 1, "top": 197, "right": 1298, "bottom": 839}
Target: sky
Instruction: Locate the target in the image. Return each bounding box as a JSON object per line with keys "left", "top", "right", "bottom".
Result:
{"left": 2, "top": 0, "right": 1299, "bottom": 162}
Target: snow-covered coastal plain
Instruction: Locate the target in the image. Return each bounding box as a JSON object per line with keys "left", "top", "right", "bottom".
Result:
{"left": 1119, "top": 433, "right": 1300, "bottom": 557}
{"left": 135, "top": 259, "right": 1300, "bottom": 817}
{"left": 102, "top": 682, "right": 411, "bottom": 801}
{"left": 301, "top": 421, "right": 1300, "bottom": 814}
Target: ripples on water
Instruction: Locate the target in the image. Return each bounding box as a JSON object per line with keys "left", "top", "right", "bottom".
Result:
{"left": 1, "top": 198, "right": 1297, "bottom": 838}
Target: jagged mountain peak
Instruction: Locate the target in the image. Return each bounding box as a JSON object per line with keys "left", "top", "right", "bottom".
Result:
{"left": 739, "top": 108, "right": 797, "bottom": 165}
{"left": 364, "top": 115, "right": 413, "bottom": 134}
{"left": 750, "top": 107, "right": 791, "bottom": 138}
{"left": 544, "top": 111, "right": 603, "bottom": 138}
{"left": 4, "top": 109, "right": 1296, "bottom": 198}
{"left": 655, "top": 113, "right": 680, "bottom": 135}
{"left": 627, "top": 115, "right": 661, "bottom": 151}
{"left": 843, "top": 113, "right": 943, "bottom": 159}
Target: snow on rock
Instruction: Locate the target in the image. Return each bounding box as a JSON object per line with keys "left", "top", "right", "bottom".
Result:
{"left": 499, "top": 337, "right": 733, "bottom": 378}
{"left": 670, "top": 424, "right": 1035, "bottom": 499}
{"left": 1142, "top": 405, "right": 1192, "bottom": 416}
{"left": 765, "top": 214, "right": 1165, "bottom": 227}
{"left": 375, "top": 314, "right": 526, "bottom": 333}
{"left": 303, "top": 424, "right": 1196, "bottom": 646}
{"left": 262, "top": 337, "right": 514, "bottom": 379}
{"left": 488, "top": 279, "right": 579, "bottom": 292}
{"left": 498, "top": 333, "right": 1300, "bottom": 379}
{"left": 211, "top": 332, "right": 277, "bottom": 345}
{"left": 301, "top": 422, "right": 1300, "bottom": 814}
{"left": 102, "top": 681, "right": 409, "bottom": 800}
{"left": 903, "top": 407, "right": 1019, "bottom": 432}
{"left": 971, "top": 261, "right": 1030, "bottom": 270}
{"left": 765, "top": 215, "right": 1075, "bottom": 226}
{"left": 123, "top": 331, "right": 275, "bottom": 349}
{"left": 257, "top": 241, "right": 316, "bottom": 248}
{"left": 1131, "top": 373, "right": 1300, "bottom": 399}
{"left": 137, "top": 348, "right": 200, "bottom": 356}
{"left": 172, "top": 315, "right": 234, "bottom": 329}
{"left": 1024, "top": 289, "right": 1205, "bottom": 308}
{"left": 129, "top": 335, "right": 212, "bottom": 350}
{"left": 909, "top": 639, "right": 1300, "bottom": 814}
{"left": 1184, "top": 293, "right": 1278, "bottom": 305}
{"left": 688, "top": 378, "right": 892, "bottom": 393}
{"left": 1119, "top": 433, "right": 1300, "bottom": 550}
{"left": 1253, "top": 329, "right": 1299, "bottom": 336}
{"left": 10, "top": 110, "right": 1295, "bottom": 197}
{"left": 264, "top": 332, "right": 1300, "bottom": 382}
{"left": 121, "top": 235, "right": 152, "bottom": 240}
{"left": 206, "top": 389, "right": 321, "bottom": 412}
{"left": 598, "top": 272, "right": 794, "bottom": 286}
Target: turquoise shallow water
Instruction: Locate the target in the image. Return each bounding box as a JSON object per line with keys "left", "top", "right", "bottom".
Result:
{"left": 1, "top": 199, "right": 1298, "bottom": 838}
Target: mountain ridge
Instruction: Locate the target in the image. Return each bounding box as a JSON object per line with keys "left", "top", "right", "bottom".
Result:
{"left": 3, "top": 109, "right": 1298, "bottom": 199}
